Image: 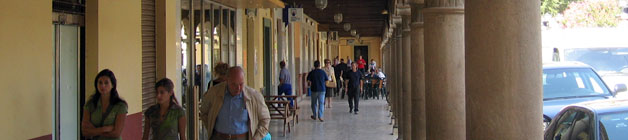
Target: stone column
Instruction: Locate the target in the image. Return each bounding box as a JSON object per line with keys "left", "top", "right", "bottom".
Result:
{"left": 465, "top": 0, "right": 542, "bottom": 139}
{"left": 395, "top": 28, "right": 405, "bottom": 140}
{"left": 401, "top": 9, "right": 413, "bottom": 140}
{"left": 423, "top": 0, "right": 466, "bottom": 139}
{"left": 389, "top": 31, "right": 398, "bottom": 129}
{"left": 410, "top": 3, "right": 426, "bottom": 140}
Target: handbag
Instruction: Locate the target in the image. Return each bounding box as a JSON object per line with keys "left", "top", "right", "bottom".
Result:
{"left": 325, "top": 68, "right": 337, "bottom": 88}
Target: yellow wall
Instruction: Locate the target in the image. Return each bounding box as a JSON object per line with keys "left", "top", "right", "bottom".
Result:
{"left": 293, "top": 22, "right": 301, "bottom": 73}
{"left": 338, "top": 37, "right": 382, "bottom": 67}
{"left": 0, "top": 1, "right": 52, "bottom": 139}
{"left": 245, "top": 13, "right": 253, "bottom": 86}
{"left": 86, "top": 0, "right": 143, "bottom": 114}
{"left": 245, "top": 8, "right": 273, "bottom": 91}
{"left": 156, "top": 0, "right": 181, "bottom": 100}
{"left": 156, "top": 0, "right": 180, "bottom": 93}
{"left": 339, "top": 39, "right": 353, "bottom": 60}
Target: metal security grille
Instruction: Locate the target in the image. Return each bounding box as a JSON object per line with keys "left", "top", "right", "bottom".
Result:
{"left": 141, "top": 0, "right": 156, "bottom": 118}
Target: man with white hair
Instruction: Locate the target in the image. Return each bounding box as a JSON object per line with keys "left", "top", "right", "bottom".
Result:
{"left": 200, "top": 66, "right": 270, "bottom": 140}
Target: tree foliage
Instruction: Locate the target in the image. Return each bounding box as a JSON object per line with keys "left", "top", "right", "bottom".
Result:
{"left": 541, "top": 0, "right": 581, "bottom": 16}
{"left": 562, "top": 0, "right": 621, "bottom": 28}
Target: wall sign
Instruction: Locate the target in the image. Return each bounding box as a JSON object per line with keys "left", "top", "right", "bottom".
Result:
{"left": 289, "top": 8, "right": 303, "bottom": 22}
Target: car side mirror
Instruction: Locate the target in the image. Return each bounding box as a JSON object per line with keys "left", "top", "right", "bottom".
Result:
{"left": 614, "top": 84, "right": 627, "bottom": 95}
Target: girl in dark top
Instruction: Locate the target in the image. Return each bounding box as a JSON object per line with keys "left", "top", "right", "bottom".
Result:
{"left": 81, "top": 69, "right": 128, "bottom": 140}
{"left": 143, "top": 78, "right": 187, "bottom": 140}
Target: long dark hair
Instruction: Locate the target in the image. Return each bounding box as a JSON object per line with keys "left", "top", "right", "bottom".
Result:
{"left": 89, "top": 69, "right": 127, "bottom": 108}
{"left": 155, "top": 78, "right": 179, "bottom": 105}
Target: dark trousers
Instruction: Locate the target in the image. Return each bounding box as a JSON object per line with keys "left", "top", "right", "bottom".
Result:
{"left": 334, "top": 78, "right": 342, "bottom": 96}
{"left": 348, "top": 88, "right": 360, "bottom": 112}
{"left": 278, "top": 84, "right": 293, "bottom": 107}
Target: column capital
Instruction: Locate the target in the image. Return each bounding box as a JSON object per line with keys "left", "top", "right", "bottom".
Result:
{"left": 403, "top": 16, "right": 412, "bottom": 32}
{"left": 392, "top": 15, "right": 403, "bottom": 25}
{"left": 426, "top": 0, "right": 463, "bottom": 8}
{"left": 411, "top": 22, "right": 424, "bottom": 29}
{"left": 397, "top": 4, "right": 412, "bottom": 16}
{"left": 409, "top": 0, "right": 425, "bottom": 4}
{"left": 411, "top": 4, "right": 425, "bottom": 24}
{"left": 423, "top": 7, "right": 464, "bottom": 15}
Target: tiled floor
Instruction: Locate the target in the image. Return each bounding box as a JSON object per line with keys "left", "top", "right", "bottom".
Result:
{"left": 268, "top": 94, "right": 397, "bottom": 140}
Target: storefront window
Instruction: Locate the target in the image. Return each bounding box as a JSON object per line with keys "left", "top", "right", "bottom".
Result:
{"left": 230, "top": 10, "right": 236, "bottom": 65}
{"left": 179, "top": 1, "right": 236, "bottom": 139}
{"left": 213, "top": 5, "right": 221, "bottom": 66}
{"left": 222, "top": 8, "right": 229, "bottom": 64}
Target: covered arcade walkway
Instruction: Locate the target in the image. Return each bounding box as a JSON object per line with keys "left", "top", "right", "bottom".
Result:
{"left": 269, "top": 96, "right": 395, "bottom": 140}
{"left": 2, "top": 0, "right": 545, "bottom": 139}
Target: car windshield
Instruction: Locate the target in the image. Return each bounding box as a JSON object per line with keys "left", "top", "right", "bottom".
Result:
{"left": 543, "top": 68, "right": 611, "bottom": 99}
{"left": 599, "top": 111, "right": 628, "bottom": 139}
{"left": 564, "top": 48, "right": 628, "bottom": 73}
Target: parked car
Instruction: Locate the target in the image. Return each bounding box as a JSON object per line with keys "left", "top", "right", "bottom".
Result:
{"left": 544, "top": 99, "right": 628, "bottom": 140}
{"left": 542, "top": 62, "right": 627, "bottom": 129}
{"left": 543, "top": 46, "right": 628, "bottom": 96}
{"left": 561, "top": 48, "right": 628, "bottom": 96}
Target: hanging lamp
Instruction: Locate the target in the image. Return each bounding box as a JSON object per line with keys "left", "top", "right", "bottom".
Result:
{"left": 334, "top": 13, "right": 343, "bottom": 24}
{"left": 315, "top": 0, "right": 327, "bottom": 10}
{"left": 333, "top": 0, "right": 342, "bottom": 23}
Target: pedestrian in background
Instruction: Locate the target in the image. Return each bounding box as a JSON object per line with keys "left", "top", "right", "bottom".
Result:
{"left": 336, "top": 59, "right": 348, "bottom": 99}
{"left": 278, "top": 61, "right": 294, "bottom": 107}
{"left": 307, "top": 60, "right": 328, "bottom": 122}
{"left": 344, "top": 62, "right": 363, "bottom": 114}
{"left": 81, "top": 69, "right": 128, "bottom": 140}
{"left": 369, "top": 59, "right": 376, "bottom": 72}
{"left": 208, "top": 62, "right": 229, "bottom": 90}
{"left": 143, "top": 78, "right": 186, "bottom": 140}
{"left": 323, "top": 59, "right": 337, "bottom": 108}
{"left": 357, "top": 56, "right": 366, "bottom": 73}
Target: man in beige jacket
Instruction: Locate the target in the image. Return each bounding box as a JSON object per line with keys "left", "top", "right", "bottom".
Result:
{"left": 200, "top": 66, "right": 270, "bottom": 140}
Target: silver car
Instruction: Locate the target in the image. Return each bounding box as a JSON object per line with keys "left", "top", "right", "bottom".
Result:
{"left": 545, "top": 99, "right": 628, "bottom": 140}
{"left": 542, "top": 62, "right": 627, "bottom": 129}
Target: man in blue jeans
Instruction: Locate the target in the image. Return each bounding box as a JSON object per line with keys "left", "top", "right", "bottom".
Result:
{"left": 307, "top": 60, "right": 328, "bottom": 122}
{"left": 278, "top": 61, "right": 293, "bottom": 107}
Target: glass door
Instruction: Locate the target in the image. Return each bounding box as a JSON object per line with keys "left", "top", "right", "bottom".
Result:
{"left": 180, "top": 1, "right": 236, "bottom": 139}
{"left": 53, "top": 24, "right": 80, "bottom": 140}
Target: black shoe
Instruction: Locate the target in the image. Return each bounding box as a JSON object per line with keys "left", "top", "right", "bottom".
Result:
{"left": 349, "top": 109, "right": 353, "bottom": 113}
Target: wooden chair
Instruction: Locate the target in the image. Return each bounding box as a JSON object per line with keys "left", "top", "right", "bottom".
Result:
{"left": 265, "top": 100, "right": 292, "bottom": 136}
{"left": 266, "top": 95, "right": 300, "bottom": 125}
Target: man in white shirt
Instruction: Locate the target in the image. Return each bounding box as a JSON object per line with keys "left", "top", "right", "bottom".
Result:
{"left": 376, "top": 68, "right": 385, "bottom": 79}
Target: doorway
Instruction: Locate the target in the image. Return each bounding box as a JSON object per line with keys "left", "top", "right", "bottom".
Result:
{"left": 263, "top": 18, "right": 271, "bottom": 96}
